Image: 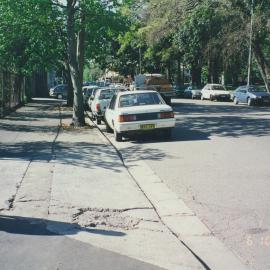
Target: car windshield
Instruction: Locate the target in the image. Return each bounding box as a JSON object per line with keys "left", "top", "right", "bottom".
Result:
{"left": 119, "top": 92, "right": 164, "bottom": 108}
{"left": 212, "top": 85, "right": 226, "bottom": 90}
{"left": 98, "top": 90, "right": 114, "bottom": 100}
{"left": 249, "top": 86, "right": 267, "bottom": 93}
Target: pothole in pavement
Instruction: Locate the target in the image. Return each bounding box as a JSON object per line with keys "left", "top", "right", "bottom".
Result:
{"left": 72, "top": 208, "right": 142, "bottom": 230}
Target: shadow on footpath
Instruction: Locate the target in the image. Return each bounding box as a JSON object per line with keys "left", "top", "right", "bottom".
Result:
{"left": 0, "top": 141, "right": 168, "bottom": 172}
{"left": 0, "top": 215, "right": 125, "bottom": 237}
{"left": 0, "top": 122, "right": 58, "bottom": 133}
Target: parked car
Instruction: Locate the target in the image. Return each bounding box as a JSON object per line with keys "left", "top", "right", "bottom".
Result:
{"left": 201, "top": 84, "right": 230, "bottom": 101}
{"left": 87, "top": 87, "right": 99, "bottom": 112}
{"left": 233, "top": 85, "right": 270, "bottom": 106}
{"left": 82, "top": 85, "right": 98, "bottom": 108}
{"left": 90, "top": 88, "right": 115, "bottom": 124}
{"left": 184, "top": 86, "right": 202, "bottom": 99}
{"left": 49, "top": 84, "right": 68, "bottom": 99}
{"left": 104, "top": 90, "right": 176, "bottom": 142}
{"left": 173, "top": 85, "right": 185, "bottom": 97}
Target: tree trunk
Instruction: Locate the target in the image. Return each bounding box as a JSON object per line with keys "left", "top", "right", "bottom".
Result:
{"left": 67, "top": 0, "right": 85, "bottom": 126}
{"left": 77, "top": 11, "right": 86, "bottom": 86}
{"left": 192, "top": 64, "right": 202, "bottom": 87}
{"left": 176, "top": 59, "right": 182, "bottom": 87}
{"left": 64, "top": 65, "right": 74, "bottom": 107}
{"left": 166, "top": 61, "right": 172, "bottom": 83}
{"left": 253, "top": 41, "right": 270, "bottom": 92}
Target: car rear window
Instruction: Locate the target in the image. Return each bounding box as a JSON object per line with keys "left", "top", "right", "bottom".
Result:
{"left": 119, "top": 92, "right": 164, "bottom": 107}
{"left": 83, "top": 89, "right": 93, "bottom": 95}
{"left": 212, "top": 85, "right": 226, "bottom": 90}
{"left": 98, "top": 90, "right": 114, "bottom": 100}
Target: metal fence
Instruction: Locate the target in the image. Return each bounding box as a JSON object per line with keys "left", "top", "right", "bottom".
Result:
{"left": 0, "top": 72, "right": 25, "bottom": 117}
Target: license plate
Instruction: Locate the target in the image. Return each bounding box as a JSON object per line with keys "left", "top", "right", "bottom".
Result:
{"left": 140, "top": 124, "right": 156, "bottom": 130}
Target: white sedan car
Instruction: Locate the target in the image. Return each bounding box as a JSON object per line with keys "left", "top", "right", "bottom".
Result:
{"left": 201, "top": 84, "right": 231, "bottom": 101}
{"left": 104, "top": 90, "right": 176, "bottom": 142}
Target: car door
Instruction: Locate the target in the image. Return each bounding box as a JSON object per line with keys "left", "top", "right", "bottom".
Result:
{"left": 234, "top": 87, "right": 242, "bottom": 101}
{"left": 239, "top": 88, "right": 247, "bottom": 103}
{"left": 105, "top": 94, "right": 117, "bottom": 128}
{"left": 91, "top": 90, "right": 100, "bottom": 115}
{"left": 201, "top": 85, "right": 208, "bottom": 99}
{"left": 205, "top": 85, "right": 211, "bottom": 99}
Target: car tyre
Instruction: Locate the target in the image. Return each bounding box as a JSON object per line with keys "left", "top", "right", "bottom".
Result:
{"left": 114, "top": 129, "right": 122, "bottom": 142}
{"left": 97, "top": 117, "right": 102, "bottom": 125}
{"left": 164, "top": 129, "right": 172, "bottom": 140}
{"left": 210, "top": 95, "right": 214, "bottom": 101}
{"left": 201, "top": 95, "right": 204, "bottom": 101}
{"left": 233, "top": 97, "right": 239, "bottom": 105}
{"left": 105, "top": 120, "right": 113, "bottom": 133}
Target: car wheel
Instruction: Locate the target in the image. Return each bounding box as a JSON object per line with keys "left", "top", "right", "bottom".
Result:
{"left": 247, "top": 98, "right": 253, "bottom": 106}
{"left": 201, "top": 95, "right": 204, "bottom": 101}
{"left": 97, "top": 117, "right": 102, "bottom": 125}
{"left": 57, "top": 94, "right": 63, "bottom": 99}
{"left": 210, "top": 95, "right": 214, "bottom": 101}
{"left": 164, "top": 129, "right": 172, "bottom": 139}
{"left": 114, "top": 129, "right": 122, "bottom": 142}
{"left": 105, "top": 120, "right": 113, "bottom": 133}
{"left": 233, "top": 97, "right": 239, "bottom": 105}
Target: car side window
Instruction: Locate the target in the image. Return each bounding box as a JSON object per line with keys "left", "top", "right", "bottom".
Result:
{"left": 240, "top": 90, "right": 247, "bottom": 93}
{"left": 109, "top": 95, "right": 117, "bottom": 110}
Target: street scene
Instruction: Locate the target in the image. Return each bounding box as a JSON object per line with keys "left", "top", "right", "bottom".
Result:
{"left": 1, "top": 1, "right": 270, "bottom": 270}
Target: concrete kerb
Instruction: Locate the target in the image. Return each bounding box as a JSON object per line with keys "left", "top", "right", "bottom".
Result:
{"left": 87, "top": 113, "right": 249, "bottom": 270}
{"left": 48, "top": 111, "right": 204, "bottom": 270}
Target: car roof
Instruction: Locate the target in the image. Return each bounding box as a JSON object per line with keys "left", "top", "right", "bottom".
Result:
{"left": 83, "top": 85, "right": 98, "bottom": 89}
{"left": 118, "top": 90, "right": 157, "bottom": 96}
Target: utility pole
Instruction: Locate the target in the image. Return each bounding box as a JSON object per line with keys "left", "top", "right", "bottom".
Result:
{"left": 139, "top": 47, "right": 142, "bottom": 74}
{"left": 247, "top": 0, "right": 254, "bottom": 87}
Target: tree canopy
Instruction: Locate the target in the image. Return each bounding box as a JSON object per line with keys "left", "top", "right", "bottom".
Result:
{"left": 0, "top": 0, "right": 269, "bottom": 122}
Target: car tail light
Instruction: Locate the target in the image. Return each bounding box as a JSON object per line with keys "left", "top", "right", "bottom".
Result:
{"left": 158, "top": 111, "right": 174, "bottom": 119}
{"left": 96, "top": 103, "right": 101, "bottom": 111}
{"left": 119, "top": 114, "right": 137, "bottom": 122}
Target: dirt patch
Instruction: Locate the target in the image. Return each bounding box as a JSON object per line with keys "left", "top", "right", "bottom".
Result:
{"left": 59, "top": 122, "right": 94, "bottom": 132}
{"left": 72, "top": 208, "right": 142, "bottom": 230}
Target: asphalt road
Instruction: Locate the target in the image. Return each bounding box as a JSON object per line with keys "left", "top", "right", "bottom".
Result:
{"left": 103, "top": 98, "right": 270, "bottom": 270}
{"left": 0, "top": 215, "right": 165, "bottom": 270}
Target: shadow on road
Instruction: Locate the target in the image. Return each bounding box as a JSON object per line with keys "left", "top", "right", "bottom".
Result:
{"left": 173, "top": 101, "right": 270, "bottom": 114}
{"left": 172, "top": 102, "right": 270, "bottom": 140}
{"left": 0, "top": 215, "right": 125, "bottom": 237}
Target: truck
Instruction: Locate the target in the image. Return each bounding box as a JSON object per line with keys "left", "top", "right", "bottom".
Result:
{"left": 132, "top": 74, "right": 176, "bottom": 105}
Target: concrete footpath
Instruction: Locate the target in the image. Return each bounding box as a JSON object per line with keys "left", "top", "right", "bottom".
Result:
{"left": 0, "top": 99, "right": 204, "bottom": 270}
